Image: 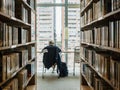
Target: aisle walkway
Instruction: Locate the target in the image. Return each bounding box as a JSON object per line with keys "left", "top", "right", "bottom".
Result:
{"left": 37, "top": 67, "right": 80, "bottom": 90}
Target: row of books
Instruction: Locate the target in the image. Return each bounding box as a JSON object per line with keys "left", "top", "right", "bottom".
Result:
{"left": 81, "top": 47, "right": 120, "bottom": 90}
{"left": 81, "top": 0, "right": 120, "bottom": 26}
{"left": 81, "top": 27, "right": 108, "bottom": 46}
{"left": 0, "top": 0, "right": 15, "bottom": 17}
{"left": 94, "top": 77, "right": 113, "bottom": 90}
{"left": 81, "top": 8, "right": 92, "bottom": 26}
{"left": 0, "top": 49, "right": 28, "bottom": 82}
{"left": 81, "top": 30, "right": 93, "bottom": 44}
{"left": 0, "top": 0, "right": 31, "bottom": 24}
{"left": 0, "top": 22, "right": 18, "bottom": 47}
{"left": 94, "top": 26, "right": 109, "bottom": 46}
{"left": 15, "top": 1, "right": 29, "bottom": 24}
{"left": 109, "top": 20, "right": 120, "bottom": 48}
{"left": 81, "top": 0, "right": 103, "bottom": 26}
{"left": 0, "top": 53, "right": 19, "bottom": 82}
{"left": 92, "top": 0, "right": 111, "bottom": 20}
{"left": 2, "top": 62, "right": 35, "bottom": 90}
{"left": 81, "top": 63, "right": 94, "bottom": 87}
{"left": 0, "top": 21, "right": 29, "bottom": 47}
{"left": 81, "top": 63, "right": 113, "bottom": 90}
{"left": 81, "top": 20, "right": 120, "bottom": 48}
{"left": 112, "top": 0, "right": 120, "bottom": 11}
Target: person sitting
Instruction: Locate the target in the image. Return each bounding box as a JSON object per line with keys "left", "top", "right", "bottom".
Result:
{"left": 42, "top": 40, "right": 62, "bottom": 73}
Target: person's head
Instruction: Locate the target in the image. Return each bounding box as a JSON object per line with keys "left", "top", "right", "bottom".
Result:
{"left": 49, "top": 40, "right": 54, "bottom": 45}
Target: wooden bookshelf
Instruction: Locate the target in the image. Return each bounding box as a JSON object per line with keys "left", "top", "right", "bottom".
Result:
{"left": 80, "top": 0, "right": 120, "bottom": 90}
{"left": 0, "top": 0, "right": 36, "bottom": 90}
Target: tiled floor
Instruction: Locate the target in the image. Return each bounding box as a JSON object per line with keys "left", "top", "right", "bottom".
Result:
{"left": 37, "top": 64, "right": 80, "bottom": 90}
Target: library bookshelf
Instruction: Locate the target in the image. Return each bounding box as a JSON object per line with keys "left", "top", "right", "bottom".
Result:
{"left": 80, "top": 0, "right": 120, "bottom": 90}
{"left": 0, "top": 0, "right": 36, "bottom": 90}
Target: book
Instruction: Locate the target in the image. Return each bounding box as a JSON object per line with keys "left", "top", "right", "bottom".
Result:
{"left": 0, "top": 21, "right": 3, "bottom": 47}
{"left": 26, "top": 61, "right": 35, "bottom": 77}
{"left": 0, "top": 54, "right": 7, "bottom": 82}
{"left": 18, "top": 28, "right": 27, "bottom": 44}
{"left": 26, "top": 85, "right": 36, "bottom": 90}
{"left": 8, "top": 25, "right": 12, "bottom": 46}
{"left": 6, "top": 55, "right": 11, "bottom": 79}
{"left": 0, "top": 0, "right": 6, "bottom": 14}
{"left": 17, "top": 69, "right": 27, "bottom": 90}
{"left": 19, "top": 49, "right": 28, "bottom": 67}
{"left": 12, "top": 27, "right": 18, "bottom": 45}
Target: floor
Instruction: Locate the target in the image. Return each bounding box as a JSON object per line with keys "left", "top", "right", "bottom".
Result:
{"left": 37, "top": 65, "right": 80, "bottom": 90}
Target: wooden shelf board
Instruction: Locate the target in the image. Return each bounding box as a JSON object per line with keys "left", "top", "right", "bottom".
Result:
{"left": 81, "top": 9, "right": 120, "bottom": 30}
{"left": 81, "top": 42, "right": 120, "bottom": 53}
{"left": 26, "top": 74, "right": 35, "bottom": 86}
{"left": 26, "top": 85, "right": 36, "bottom": 90}
{"left": 0, "top": 12, "right": 31, "bottom": 28}
{"left": 0, "top": 46, "right": 11, "bottom": 51}
{"left": 104, "top": 9, "right": 120, "bottom": 20}
{"left": 81, "top": 85, "right": 93, "bottom": 90}
{"left": 28, "top": 57, "right": 36, "bottom": 64}
{"left": 81, "top": 17, "right": 105, "bottom": 30}
{"left": 0, "top": 42, "right": 35, "bottom": 51}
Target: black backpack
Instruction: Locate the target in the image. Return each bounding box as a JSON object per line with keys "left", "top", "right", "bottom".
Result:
{"left": 59, "top": 62, "right": 68, "bottom": 77}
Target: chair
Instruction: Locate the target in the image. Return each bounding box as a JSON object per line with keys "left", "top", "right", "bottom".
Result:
{"left": 42, "top": 63, "right": 57, "bottom": 78}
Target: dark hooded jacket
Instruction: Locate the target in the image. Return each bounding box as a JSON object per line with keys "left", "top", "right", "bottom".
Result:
{"left": 42, "top": 45, "right": 61, "bottom": 69}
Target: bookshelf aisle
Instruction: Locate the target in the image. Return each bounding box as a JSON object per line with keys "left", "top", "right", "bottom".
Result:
{"left": 0, "top": 0, "right": 36, "bottom": 90}
{"left": 80, "top": 0, "right": 120, "bottom": 90}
